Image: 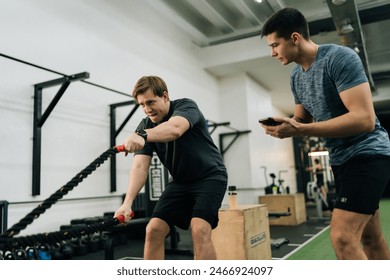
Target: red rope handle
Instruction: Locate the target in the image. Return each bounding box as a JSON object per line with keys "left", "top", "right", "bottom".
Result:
{"left": 115, "top": 211, "right": 134, "bottom": 224}
{"left": 115, "top": 144, "right": 126, "bottom": 153}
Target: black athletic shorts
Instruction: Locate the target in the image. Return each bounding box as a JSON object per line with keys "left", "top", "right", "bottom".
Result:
{"left": 331, "top": 155, "right": 390, "bottom": 215}
{"left": 316, "top": 173, "right": 324, "bottom": 188}
{"left": 151, "top": 178, "right": 227, "bottom": 230}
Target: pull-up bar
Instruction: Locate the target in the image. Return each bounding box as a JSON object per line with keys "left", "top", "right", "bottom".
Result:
{"left": 207, "top": 120, "right": 251, "bottom": 158}
{"left": 32, "top": 73, "right": 93, "bottom": 195}
{"left": 109, "top": 100, "right": 139, "bottom": 192}
{"left": 35, "top": 72, "right": 89, "bottom": 127}
{"left": 0, "top": 53, "right": 131, "bottom": 97}
{"left": 0, "top": 52, "right": 133, "bottom": 195}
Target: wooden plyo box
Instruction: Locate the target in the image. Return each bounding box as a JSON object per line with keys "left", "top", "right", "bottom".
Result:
{"left": 211, "top": 204, "right": 271, "bottom": 260}
{"left": 258, "top": 193, "right": 307, "bottom": 226}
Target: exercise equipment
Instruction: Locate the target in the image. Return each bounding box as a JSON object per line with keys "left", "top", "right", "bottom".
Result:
{"left": 264, "top": 173, "right": 278, "bottom": 194}
{"left": 270, "top": 238, "right": 290, "bottom": 249}
{"left": 1, "top": 145, "right": 125, "bottom": 240}
{"left": 0, "top": 214, "right": 126, "bottom": 260}
{"left": 0, "top": 52, "right": 132, "bottom": 196}
{"left": 0, "top": 145, "right": 127, "bottom": 259}
{"left": 104, "top": 214, "right": 150, "bottom": 260}
{"left": 306, "top": 181, "right": 329, "bottom": 220}
{"left": 264, "top": 171, "right": 289, "bottom": 195}
{"left": 0, "top": 201, "right": 8, "bottom": 234}
{"left": 0, "top": 144, "right": 192, "bottom": 260}
{"left": 268, "top": 211, "right": 291, "bottom": 249}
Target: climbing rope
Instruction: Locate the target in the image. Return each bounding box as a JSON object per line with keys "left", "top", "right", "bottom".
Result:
{"left": 0, "top": 145, "right": 126, "bottom": 249}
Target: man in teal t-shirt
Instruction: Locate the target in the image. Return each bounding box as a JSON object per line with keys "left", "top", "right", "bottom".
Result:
{"left": 260, "top": 7, "right": 390, "bottom": 260}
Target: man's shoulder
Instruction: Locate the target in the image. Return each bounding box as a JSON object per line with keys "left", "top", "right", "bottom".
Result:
{"left": 173, "top": 97, "right": 196, "bottom": 104}
{"left": 172, "top": 98, "right": 198, "bottom": 109}
{"left": 320, "top": 43, "right": 344, "bottom": 50}
{"left": 320, "top": 44, "right": 355, "bottom": 58}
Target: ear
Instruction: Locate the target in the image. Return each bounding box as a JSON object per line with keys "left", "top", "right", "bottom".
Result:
{"left": 162, "top": 91, "right": 169, "bottom": 101}
{"left": 291, "top": 32, "right": 301, "bottom": 45}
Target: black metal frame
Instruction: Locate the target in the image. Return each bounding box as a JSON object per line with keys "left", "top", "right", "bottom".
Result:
{"left": 109, "top": 101, "right": 139, "bottom": 192}
{"left": 207, "top": 120, "right": 251, "bottom": 158}
{"left": 207, "top": 120, "right": 231, "bottom": 135}
{"left": 32, "top": 72, "right": 89, "bottom": 195}
{"left": 0, "top": 53, "right": 132, "bottom": 196}
{"left": 0, "top": 201, "right": 9, "bottom": 234}
{"left": 219, "top": 130, "right": 251, "bottom": 158}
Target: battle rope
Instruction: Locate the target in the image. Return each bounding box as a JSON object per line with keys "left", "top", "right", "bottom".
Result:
{"left": 0, "top": 145, "right": 126, "bottom": 246}
{"left": 0, "top": 215, "right": 126, "bottom": 251}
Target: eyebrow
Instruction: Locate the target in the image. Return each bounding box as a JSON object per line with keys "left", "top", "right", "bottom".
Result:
{"left": 139, "top": 99, "right": 156, "bottom": 105}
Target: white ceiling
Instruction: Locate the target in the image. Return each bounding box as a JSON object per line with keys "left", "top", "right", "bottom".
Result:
{"left": 145, "top": 0, "right": 390, "bottom": 116}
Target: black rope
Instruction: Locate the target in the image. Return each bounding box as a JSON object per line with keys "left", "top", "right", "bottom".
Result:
{"left": 0, "top": 146, "right": 121, "bottom": 241}
{"left": 0, "top": 216, "right": 122, "bottom": 251}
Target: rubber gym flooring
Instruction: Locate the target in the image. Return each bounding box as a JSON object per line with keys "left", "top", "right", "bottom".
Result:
{"left": 286, "top": 198, "right": 390, "bottom": 260}
{"left": 69, "top": 199, "right": 390, "bottom": 260}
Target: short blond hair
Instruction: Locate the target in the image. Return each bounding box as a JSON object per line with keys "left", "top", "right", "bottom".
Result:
{"left": 132, "top": 76, "right": 168, "bottom": 99}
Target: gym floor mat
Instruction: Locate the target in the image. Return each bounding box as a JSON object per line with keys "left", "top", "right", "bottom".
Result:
{"left": 285, "top": 199, "right": 390, "bottom": 260}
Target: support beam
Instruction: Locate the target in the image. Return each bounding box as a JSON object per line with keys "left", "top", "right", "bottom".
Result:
{"left": 32, "top": 72, "right": 89, "bottom": 196}
{"left": 326, "top": 0, "right": 375, "bottom": 91}
{"left": 207, "top": 120, "right": 231, "bottom": 135}
{"left": 109, "top": 100, "right": 138, "bottom": 192}
{"left": 0, "top": 201, "right": 9, "bottom": 234}
{"left": 219, "top": 130, "right": 251, "bottom": 158}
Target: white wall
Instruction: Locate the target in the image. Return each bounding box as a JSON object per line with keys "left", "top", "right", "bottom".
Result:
{"left": 0, "top": 0, "right": 297, "bottom": 236}
{"left": 218, "top": 74, "right": 296, "bottom": 206}
{"left": 0, "top": 0, "right": 220, "bottom": 235}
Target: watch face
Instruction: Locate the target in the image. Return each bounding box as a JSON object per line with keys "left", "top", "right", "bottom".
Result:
{"left": 137, "top": 130, "right": 147, "bottom": 140}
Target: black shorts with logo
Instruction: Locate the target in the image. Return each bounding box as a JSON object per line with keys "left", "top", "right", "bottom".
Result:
{"left": 151, "top": 178, "right": 227, "bottom": 230}
{"left": 331, "top": 155, "right": 390, "bottom": 215}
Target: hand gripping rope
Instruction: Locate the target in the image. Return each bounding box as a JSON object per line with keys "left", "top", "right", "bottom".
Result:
{"left": 0, "top": 145, "right": 130, "bottom": 251}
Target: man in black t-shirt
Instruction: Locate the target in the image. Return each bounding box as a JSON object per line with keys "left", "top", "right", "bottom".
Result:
{"left": 115, "top": 76, "right": 228, "bottom": 260}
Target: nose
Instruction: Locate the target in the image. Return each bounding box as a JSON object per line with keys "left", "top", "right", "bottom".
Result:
{"left": 143, "top": 105, "right": 152, "bottom": 114}
{"left": 271, "top": 48, "right": 277, "bottom": 57}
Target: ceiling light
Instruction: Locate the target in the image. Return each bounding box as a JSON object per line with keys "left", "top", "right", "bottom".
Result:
{"left": 341, "top": 23, "right": 354, "bottom": 34}
{"left": 332, "top": 0, "right": 347, "bottom": 5}
{"left": 353, "top": 46, "right": 360, "bottom": 53}
{"left": 308, "top": 146, "right": 328, "bottom": 157}
{"left": 254, "top": 0, "right": 263, "bottom": 3}
{"left": 308, "top": 151, "right": 329, "bottom": 157}
{"left": 351, "top": 42, "right": 360, "bottom": 53}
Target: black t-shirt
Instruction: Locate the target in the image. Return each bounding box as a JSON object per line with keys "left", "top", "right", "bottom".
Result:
{"left": 135, "top": 98, "right": 227, "bottom": 183}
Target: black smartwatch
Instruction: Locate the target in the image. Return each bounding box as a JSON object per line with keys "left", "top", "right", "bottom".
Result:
{"left": 135, "top": 129, "right": 148, "bottom": 142}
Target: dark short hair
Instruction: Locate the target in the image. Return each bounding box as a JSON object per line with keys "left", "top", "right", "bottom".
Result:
{"left": 261, "top": 8, "right": 310, "bottom": 40}
{"left": 132, "top": 76, "right": 168, "bottom": 99}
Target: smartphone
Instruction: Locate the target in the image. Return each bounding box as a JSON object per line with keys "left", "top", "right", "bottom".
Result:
{"left": 258, "top": 117, "right": 282, "bottom": 126}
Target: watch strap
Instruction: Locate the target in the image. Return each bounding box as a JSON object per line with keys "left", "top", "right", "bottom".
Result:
{"left": 135, "top": 129, "right": 147, "bottom": 141}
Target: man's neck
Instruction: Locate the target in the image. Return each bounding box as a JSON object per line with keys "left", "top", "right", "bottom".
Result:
{"left": 298, "top": 41, "right": 319, "bottom": 71}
